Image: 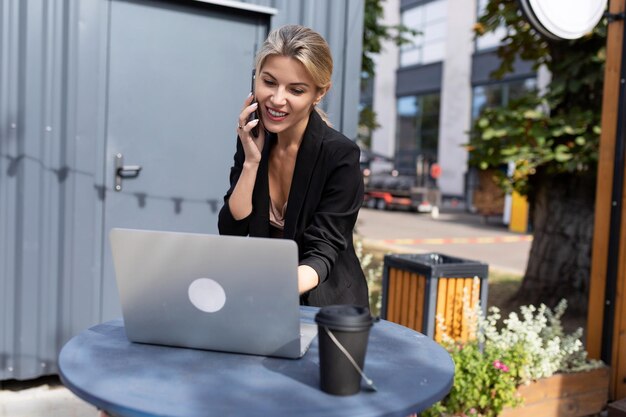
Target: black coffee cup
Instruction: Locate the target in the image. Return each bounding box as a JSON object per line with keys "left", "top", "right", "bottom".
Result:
{"left": 315, "top": 305, "right": 374, "bottom": 396}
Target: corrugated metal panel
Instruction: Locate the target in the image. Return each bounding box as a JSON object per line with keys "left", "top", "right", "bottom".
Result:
{"left": 0, "top": 0, "right": 364, "bottom": 381}
{"left": 1, "top": 0, "right": 71, "bottom": 380}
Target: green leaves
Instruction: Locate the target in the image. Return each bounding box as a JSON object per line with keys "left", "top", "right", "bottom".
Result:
{"left": 467, "top": 91, "right": 600, "bottom": 195}
{"left": 523, "top": 109, "right": 542, "bottom": 120}
{"left": 362, "top": 0, "right": 418, "bottom": 78}
{"left": 360, "top": 0, "right": 419, "bottom": 143}
{"left": 467, "top": 0, "right": 604, "bottom": 195}
{"left": 421, "top": 340, "right": 523, "bottom": 417}
{"left": 481, "top": 127, "right": 508, "bottom": 141}
{"left": 421, "top": 300, "right": 603, "bottom": 417}
{"left": 554, "top": 144, "right": 572, "bottom": 162}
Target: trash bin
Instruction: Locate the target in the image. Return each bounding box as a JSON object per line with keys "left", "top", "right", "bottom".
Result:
{"left": 381, "top": 253, "right": 488, "bottom": 342}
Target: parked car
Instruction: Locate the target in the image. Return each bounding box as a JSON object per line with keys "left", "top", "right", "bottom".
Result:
{"left": 362, "top": 170, "right": 441, "bottom": 218}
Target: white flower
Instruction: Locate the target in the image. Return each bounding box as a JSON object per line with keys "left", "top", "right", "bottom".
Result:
{"left": 436, "top": 290, "right": 604, "bottom": 383}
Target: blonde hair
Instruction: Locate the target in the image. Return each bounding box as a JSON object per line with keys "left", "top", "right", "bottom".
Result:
{"left": 255, "top": 25, "right": 333, "bottom": 124}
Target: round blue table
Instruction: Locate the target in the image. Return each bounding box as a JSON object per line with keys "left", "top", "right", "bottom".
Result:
{"left": 59, "top": 307, "right": 453, "bottom": 417}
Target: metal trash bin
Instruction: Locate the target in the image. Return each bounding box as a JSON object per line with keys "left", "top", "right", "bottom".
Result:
{"left": 381, "top": 253, "right": 488, "bottom": 342}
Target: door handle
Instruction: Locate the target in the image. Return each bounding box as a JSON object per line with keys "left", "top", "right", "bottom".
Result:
{"left": 114, "top": 153, "right": 142, "bottom": 191}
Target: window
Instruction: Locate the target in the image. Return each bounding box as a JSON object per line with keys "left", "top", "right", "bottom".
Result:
{"left": 395, "top": 93, "right": 441, "bottom": 174}
{"left": 400, "top": 0, "right": 447, "bottom": 67}
{"left": 471, "top": 78, "right": 537, "bottom": 120}
{"left": 475, "top": 0, "right": 507, "bottom": 51}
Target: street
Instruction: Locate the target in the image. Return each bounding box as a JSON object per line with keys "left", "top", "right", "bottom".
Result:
{"left": 356, "top": 207, "right": 532, "bottom": 275}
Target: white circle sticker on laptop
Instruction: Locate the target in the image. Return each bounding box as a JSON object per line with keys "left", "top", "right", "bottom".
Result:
{"left": 188, "top": 278, "right": 226, "bottom": 313}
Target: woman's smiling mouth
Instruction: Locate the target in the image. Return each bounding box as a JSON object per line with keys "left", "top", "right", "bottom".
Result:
{"left": 266, "top": 107, "right": 288, "bottom": 121}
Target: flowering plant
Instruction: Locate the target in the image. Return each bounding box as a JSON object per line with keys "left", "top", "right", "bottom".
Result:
{"left": 354, "top": 237, "right": 384, "bottom": 314}
{"left": 421, "top": 292, "right": 604, "bottom": 417}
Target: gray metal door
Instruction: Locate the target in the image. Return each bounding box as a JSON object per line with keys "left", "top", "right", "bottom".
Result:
{"left": 101, "top": 0, "right": 268, "bottom": 320}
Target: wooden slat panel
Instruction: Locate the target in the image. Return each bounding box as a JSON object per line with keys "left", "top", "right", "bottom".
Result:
{"left": 394, "top": 269, "right": 403, "bottom": 324}
{"left": 400, "top": 270, "right": 411, "bottom": 326}
{"left": 470, "top": 277, "right": 481, "bottom": 341}
{"left": 391, "top": 268, "right": 400, "bottom": 324}
{"left": 445, "top": 278, "right": 457, "bottom": 339}
{"left": 522, "top": 367, "right": 608, "bottom": 403}
{"left": 387, "top": 271, "right": 487, "bottom": 342}
{"left": 588, "top": 0, "right": 626, "bottom": 360}
{"left": 393, "top": 268, "right": 404, "bottom": 323}
{"left": 500, "top": 368, "right": 609, "bottom": 417}
{"left": 415, "top": 274, "right": 425, "bottom": 333}
{"left": 460, "top": 278, "right": 472, "bottom": 342}
{"left": 390, "top": 268, "right": 398, "bottom": 322}
{"left": 435, "top": 278, "right": 448, "bottom": 341}
{"left": 389, "top": 268, "right": 402, "bottom": 323}
{"left": 500, "top": 390, "right": 608, "bottom": 417}
{"left": 452, "top": 277, "right": 465, "bottom": 339}
{"left": 470, "top": 277, "right": 480, "bottom": 309}
{"left": 406, "top": 272, "right": 418, "bottom": 330}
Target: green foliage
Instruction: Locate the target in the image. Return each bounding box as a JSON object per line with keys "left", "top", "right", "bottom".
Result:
{"left": 469, "top": 0, "right": 605, "bottom": 195}
{"left": 362, "top": 0, "right": 417, "bottom": 78}
{"left": 468, "top": 95, "right": 600, "bottom": 195}
{"left": 422, "top": 298, "right": 604, "bottom": 417}
{"left": 360, "top": 0, "right": 417, "bottom": 143}
{"left": 358, "top": 105, "right": 381, "bottom": 148}
{"left": 423, "top": 341, "right": 522, "bottom": 417}
{"left": 353, "top": 237, "right": 384, "bottom": 315}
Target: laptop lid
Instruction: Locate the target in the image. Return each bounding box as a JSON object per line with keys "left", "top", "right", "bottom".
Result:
{"left": 109, "top": 228, "right": 314, "bottom": 358}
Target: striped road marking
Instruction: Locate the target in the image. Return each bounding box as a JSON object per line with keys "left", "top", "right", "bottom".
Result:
{"left": 382, "top": 235, "right": 533, "bottom": 245}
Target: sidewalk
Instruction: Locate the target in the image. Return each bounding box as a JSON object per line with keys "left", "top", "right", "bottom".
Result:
{"left": 356, "top": 207, "right": 531, "bottom": 275}
{"left": 0, "top": 377, "right": 96, "bottom": 417}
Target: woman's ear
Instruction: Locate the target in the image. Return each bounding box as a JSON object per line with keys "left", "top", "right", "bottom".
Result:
{"left": 315, "top": 84, "right": 331, "bottom": 105}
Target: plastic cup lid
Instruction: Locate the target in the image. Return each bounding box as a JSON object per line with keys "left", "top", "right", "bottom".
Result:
{"left": 315, "top": 305, "right": 373, "bottom": 331}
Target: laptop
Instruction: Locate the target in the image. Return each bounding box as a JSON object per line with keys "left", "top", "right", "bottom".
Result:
{"left": 109, "top": 228, "right": 317, "bottom": 359}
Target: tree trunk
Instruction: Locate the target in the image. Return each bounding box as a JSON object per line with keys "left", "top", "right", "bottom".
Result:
{"left": 516, "top": 171, "right": 596, "bottom": 315}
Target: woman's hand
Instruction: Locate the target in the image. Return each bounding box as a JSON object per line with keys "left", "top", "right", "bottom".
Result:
{"left": 237, "top": 94, "right": 265, "bottom": 164}
{"left": 298, "top": 265, "right": 320, "bottom": 294}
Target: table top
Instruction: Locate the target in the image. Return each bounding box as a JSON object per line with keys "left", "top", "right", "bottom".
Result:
{"left": 59, "top": 307, "right": 453, "bottom": 417}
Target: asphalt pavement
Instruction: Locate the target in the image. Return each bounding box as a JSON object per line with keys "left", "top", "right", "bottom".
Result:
{"left": 356, "top": 207, "right": 532, "bottom": 275}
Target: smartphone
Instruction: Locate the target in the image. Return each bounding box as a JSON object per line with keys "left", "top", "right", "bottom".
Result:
{"left": 247, "top": 69, "right": 259, "bottom": 138}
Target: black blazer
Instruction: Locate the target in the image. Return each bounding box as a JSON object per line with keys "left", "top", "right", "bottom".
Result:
{"left": 218, "top": 111, "right": 369, "bottom": 307}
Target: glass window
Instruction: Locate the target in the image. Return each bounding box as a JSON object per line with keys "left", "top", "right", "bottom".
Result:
{"left": 476, "top": 27, "right": 507, "bottom": 51}
{"left": 400, "top": 0, "right": 447, "bottom": 67}
{"left": 395, "top": 93, "right": 441, "bottom": 174}
{"left": 475, "top": 0, "right": 507, "bottom": 51}
{"left": 471, "top": 78, "right": 537, "bottom": 120}
{"left": 424, "top": 0, "right": 446, "bottom": 22}
{"left": 403, "top": 6, "right": 423, "bottom": 28}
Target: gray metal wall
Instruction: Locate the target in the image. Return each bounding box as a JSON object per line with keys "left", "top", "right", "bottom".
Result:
{"left": 0, "top": 0, "right": 364, "bottom": 381}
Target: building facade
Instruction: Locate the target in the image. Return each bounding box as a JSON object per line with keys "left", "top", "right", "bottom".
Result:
{"left": 371, "top": 0, "right": 546, "bottom": 198}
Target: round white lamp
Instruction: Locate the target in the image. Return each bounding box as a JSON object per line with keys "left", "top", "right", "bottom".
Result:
{"left": 519, "top": 0, "right": 607, "bottom": 40}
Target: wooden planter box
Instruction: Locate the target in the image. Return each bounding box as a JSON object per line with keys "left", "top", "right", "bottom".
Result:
{"left": 500, "top": 367, "right": 610, "bottom": 417}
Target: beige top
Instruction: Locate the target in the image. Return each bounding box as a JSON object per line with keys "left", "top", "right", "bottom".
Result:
{"left": 269, "top": 199, "right": 287, "bottom": 230}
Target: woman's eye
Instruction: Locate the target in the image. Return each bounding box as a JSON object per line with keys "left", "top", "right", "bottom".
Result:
{"left": 263, "top": 79, "right": 275, "bottom": 86}
{"left": 291, "top": 89, "right": 305, "bottom": 95}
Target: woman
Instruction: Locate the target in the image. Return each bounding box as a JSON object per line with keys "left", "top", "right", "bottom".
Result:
{"left": 218, "top": 24, "right": 368, "bottom": 307}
